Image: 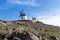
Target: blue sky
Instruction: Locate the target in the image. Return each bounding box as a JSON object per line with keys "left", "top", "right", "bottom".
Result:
{"left": 0, "top": 0, "right": 60, "bottom": 26}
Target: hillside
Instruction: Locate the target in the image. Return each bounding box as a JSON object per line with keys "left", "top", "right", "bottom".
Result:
{"left": 0, "top": 20, "right": 60, "bottom": 40}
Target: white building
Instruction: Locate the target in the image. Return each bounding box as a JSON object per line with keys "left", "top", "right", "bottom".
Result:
{"left": 20, "top": 13, "right": 27, "bottom": 20}
{"left": 32, "top": 17, "right": 37, "bottom": 23}
{"left": 20, "top": 9, "right": 27, "bottom": 20}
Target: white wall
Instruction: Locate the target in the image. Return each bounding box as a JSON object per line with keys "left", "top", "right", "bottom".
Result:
{"left": 21, "top": 16, "right": 27, "bottom": 20}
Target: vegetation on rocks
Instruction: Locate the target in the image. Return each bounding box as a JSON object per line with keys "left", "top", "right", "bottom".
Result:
{"left": 0, "top": 20, "right": 60, "bottom": 40}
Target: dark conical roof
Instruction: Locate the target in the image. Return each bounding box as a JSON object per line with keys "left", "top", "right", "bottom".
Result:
{"left": 21, "top": 13, "right": 26, "bottom": 16}
{"left": 32, "top": 17, "right": 36, "bottom": 19}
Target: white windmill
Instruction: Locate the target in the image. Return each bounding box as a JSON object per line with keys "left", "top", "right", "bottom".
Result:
{"left": 19, "top": 9, "right": 27, "bottom": 20}
{"left": 32, "top": 17, "right": 37, "bottom": 23}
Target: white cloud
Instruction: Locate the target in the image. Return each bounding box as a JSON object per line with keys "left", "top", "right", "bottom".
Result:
{"left": 32, "top": 9, "right": 60, "bottom": 26}
{"left": 39, "top": 14, "right": 60, "bottom": 26}
{"left": 7, "top": 0, "right": 40, "bottom": 6}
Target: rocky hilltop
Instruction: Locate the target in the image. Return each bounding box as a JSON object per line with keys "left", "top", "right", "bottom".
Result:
{"left": 0, "top": 20, "right": 60, "bottom": 40}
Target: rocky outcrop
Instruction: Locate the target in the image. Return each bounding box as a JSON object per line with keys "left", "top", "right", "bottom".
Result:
{"left": 0, "top": 31, "right": 38, "bottom": 40}
{"left": 29, "top": 32, "right": 39, "bottom": 40}
{"left": 0, "top": 20, "right": 60, "bottom": 40}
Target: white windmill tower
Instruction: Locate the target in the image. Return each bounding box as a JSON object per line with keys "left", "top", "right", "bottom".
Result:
{"left": 19, "top": 9, "right": 27, "bottom": 20}
{"left": 32, "top": 17, "right": 37, "bottom": 23}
